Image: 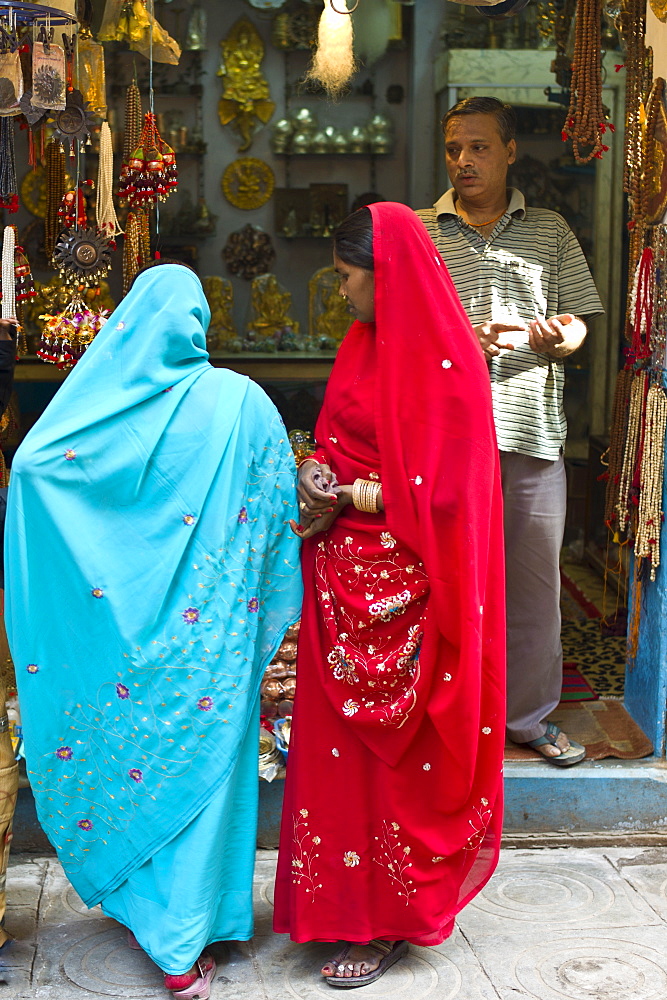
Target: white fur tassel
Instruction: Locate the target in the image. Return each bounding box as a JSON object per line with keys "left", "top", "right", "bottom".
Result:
{"left": 307, "top": 0, "right": 356, "bottom": 99}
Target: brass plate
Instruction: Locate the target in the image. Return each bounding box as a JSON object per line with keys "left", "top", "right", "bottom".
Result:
{"left": 221, "top": 157, "right": 274, "bottom": 210}
{"left": 20, "top": 166, "right": 74, "bottom": 218}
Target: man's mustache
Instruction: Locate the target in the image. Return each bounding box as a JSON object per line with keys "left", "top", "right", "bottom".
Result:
{"left": 457, "top": 171, "right": 478, "bottom": 178}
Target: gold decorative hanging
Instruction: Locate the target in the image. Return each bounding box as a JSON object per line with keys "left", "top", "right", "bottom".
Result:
{"left": 74, "top": 28, "right": 107, "bottom": 116}
{"left": 217, "top": 19, "right": 275, "bottom": 152}
{"left": 222, "top": 157, "right": 274, "bottom": 210}
{"left": 641, "top": 78, "right": 667, "bottom": 223}
{"left": 98, "top": 0, "right": 181, "bottom": 64}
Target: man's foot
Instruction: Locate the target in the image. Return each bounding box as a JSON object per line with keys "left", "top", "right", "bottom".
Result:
{"left": 321, "top": 940, "right": 408, "bottom": 987}
{"left": 525, "top": 723, "right": 586, "bottom": 767}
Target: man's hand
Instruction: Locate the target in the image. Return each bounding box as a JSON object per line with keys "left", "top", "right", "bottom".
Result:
{"left": 528, "top": 313, "right": 587, "bottom": 358}
{"left": 473, "top": 320, "right": 526, "bottom": 360}
{"left": 0, "top": 319, "right": 17, "bottom": 342}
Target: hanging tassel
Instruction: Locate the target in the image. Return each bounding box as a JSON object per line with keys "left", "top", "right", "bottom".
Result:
{"left": 119, "top": 112, "right": 177, "bottom": 209}
{"left": 37, "top": 293, "right": 109, "bottom": 369}
{"left": 307, "top": 0, "right": 357, "bottom": 98}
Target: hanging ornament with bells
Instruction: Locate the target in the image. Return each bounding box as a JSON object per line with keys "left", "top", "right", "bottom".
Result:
{"left": 119, "top": 111, "right": 178, "bottom": 208}
{"left": 36, "top": 293, "right": 110, "bottom": 368}
{"left": 53, "top": 228, "right": 114, "bottom": 284}
{"left": 46, "top": 89, "right": 98, "bottom": 155}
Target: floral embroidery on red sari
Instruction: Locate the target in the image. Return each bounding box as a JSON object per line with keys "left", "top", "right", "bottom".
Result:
{"left": 315, "top": 527, "right": 429, "bottom": 729}
{"left": 372, "top": 820, "right": 416, "bottom": 904}
{"left": 463, "top": 797, "right": 492, "bottom": 850}
{"left": 292, "top": 808, "right": 322, "bottom": 899}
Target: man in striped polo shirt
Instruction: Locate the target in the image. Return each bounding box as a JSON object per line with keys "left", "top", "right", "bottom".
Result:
{"left": 417, "top": 96, "right": 603, "bottom": 766}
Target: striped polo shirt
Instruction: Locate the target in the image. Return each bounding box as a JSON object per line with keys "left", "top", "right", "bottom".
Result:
{"left": 416, "top": 188, "right": 604, "bottom": 461}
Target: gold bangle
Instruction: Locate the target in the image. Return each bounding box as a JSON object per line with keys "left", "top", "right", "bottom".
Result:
{"left": 352, "top": 478, "right": 381, "bottom": 513}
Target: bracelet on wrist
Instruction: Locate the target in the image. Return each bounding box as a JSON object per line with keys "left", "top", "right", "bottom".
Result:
{"left": 352, "top": 478, "right": 381, "bottom": 514}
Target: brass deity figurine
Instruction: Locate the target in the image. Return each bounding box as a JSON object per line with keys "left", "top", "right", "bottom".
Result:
{"left": 308, "top": 266, "right": 352, "bottom": 350}
{"left": 217, "top": 19, "right": 275, "bottom": 152}
{"left": 202, "top": 276, "right": 240, "bottom": 351}
{"left": 246, "top": 274, "right": 300, "bottom": 352}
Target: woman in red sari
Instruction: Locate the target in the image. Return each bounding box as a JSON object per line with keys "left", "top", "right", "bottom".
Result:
{"left": 273, "top": 202, "right": 505, "bottom": 989}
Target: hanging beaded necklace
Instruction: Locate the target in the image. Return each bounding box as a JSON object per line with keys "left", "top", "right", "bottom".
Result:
{"left": 562, "top": 0, "right": 613, "bottom": 163}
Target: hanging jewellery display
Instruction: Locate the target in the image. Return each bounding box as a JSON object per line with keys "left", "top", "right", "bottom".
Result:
{"left": 122, "top": 78, "right": 142, "bottom": 167}
{"left": 43, "top": 138, "right": 66, "bottom": 260}
{"left": 0, "top": 116, "right": 18, "bottom": 211}
{"left": 0, "top": 223, "right": 32, "bottom": 354}
{"left": 604, "top": 366, "right": 635, "bottom": 531}
{"left": 562, "top": 0, "right": 613, "bottom": 163}
{"left": 217, "top": 18, "right": 275, "bottom": 152}
{"left": 122, "top": 209, "right": 150, "bottom": 294}
{"left": 1, "top": 225, "right": 16, "bottom": 321}
{"left": 96, "top": 121, "right": 122, "bottom": 244}
{"left": 222, "top": 157, "right": 274, "bottom": 210}
{"left": 616, "top": 0, "right": 652, "bottom": 218}
{"left": 634, "top": 378, "right": 667, "bottom": 579}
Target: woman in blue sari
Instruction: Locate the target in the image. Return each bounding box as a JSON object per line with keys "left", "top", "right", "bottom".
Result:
{"left": 4, "top": 262, "right": 302, "bottom": 999}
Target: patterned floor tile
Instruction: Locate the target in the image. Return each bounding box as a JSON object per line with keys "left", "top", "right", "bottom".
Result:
{"left": 471, "top": 927, "right": 667, "bottom": 1000}
{"left": 459, "top": 849, "right": 660, "bottom": 935}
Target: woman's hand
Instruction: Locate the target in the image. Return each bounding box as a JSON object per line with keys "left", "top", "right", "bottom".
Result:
{"left": 297, "top": 460, "right": 339, "bottom": 516}
{"left": 291, "top": 478, "right": 353, "bottom": 539}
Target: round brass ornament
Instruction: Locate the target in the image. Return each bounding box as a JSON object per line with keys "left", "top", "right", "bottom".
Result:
{"left": 21, "top": 166, "right": 74, "bottom": 219}
{"left": 53, "top": 228, "right": 113, "bottom": 282}
{"left": 221, "top": 157, "right": 274, "bottom": 210}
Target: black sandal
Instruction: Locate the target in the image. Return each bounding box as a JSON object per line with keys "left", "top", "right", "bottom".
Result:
{"left": 324, "top": 939, "right": 408, "bottom": 989}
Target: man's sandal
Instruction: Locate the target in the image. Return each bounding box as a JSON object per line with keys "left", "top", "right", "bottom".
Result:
{"left": 324, "top": 939, "right": 408, "bottom": 989}
{"left": 526, "top": 722, "right": 586, "bottom": 767}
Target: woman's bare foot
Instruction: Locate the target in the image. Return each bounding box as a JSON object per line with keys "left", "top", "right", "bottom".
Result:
{"left": 321, "top": 942, "right": 388, "bottom": 979}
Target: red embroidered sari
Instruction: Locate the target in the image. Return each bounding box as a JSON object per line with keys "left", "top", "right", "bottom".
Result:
{"left": 274, "top": 203, "right": 506, "bottom": 945}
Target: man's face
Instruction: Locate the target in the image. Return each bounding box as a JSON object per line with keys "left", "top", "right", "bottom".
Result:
{"left": 444, "top": 113, "right": 516, "bottom": 202}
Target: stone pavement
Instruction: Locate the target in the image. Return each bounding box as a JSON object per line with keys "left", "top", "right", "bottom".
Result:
{"left": 3, "top": 845, "right": 667, "bottom": 999}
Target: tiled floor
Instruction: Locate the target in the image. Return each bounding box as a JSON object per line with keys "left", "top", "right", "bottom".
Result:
{"left": 3, "top": 846, "right": 667, "bottom": 999}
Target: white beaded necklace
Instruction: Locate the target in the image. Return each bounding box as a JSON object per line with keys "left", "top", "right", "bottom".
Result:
{"left": 1, "top": 225, "right": 16, "bottom": 321}
{"left": 96, "top": 121, "right": 122, "bottom": 239}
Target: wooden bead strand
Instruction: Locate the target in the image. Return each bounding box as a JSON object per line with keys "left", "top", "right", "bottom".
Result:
{"left": 616, "top": 369, "right": 648, "bottom": 536}
{"left": 604, "top": 367, "right": 634, "bottom": 527}
{"left": 562, "top": 0, "right": 612, "bottom": 163}
{"left": 635, "top": 381, "right": 667, "bottom": 579}
{"left": 44, "top": 140, "right": 66, "bottom": 262}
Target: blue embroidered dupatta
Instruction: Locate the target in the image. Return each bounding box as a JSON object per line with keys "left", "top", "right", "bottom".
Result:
{"left": 4, "top": 265, "right": 301, "bottom": 967}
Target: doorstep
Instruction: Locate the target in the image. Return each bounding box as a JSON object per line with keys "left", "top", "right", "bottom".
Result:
{"left": 13, "top": 758, "right": 667, "bottom": 855}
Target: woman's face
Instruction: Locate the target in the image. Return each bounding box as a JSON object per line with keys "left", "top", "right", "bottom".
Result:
{"left": 333, "top": 253, "right": 375, "bottom": 323}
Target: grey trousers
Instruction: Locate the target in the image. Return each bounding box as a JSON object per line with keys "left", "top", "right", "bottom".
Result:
{"left": 500, "top": 451, "right": 567, "bottom": 744}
